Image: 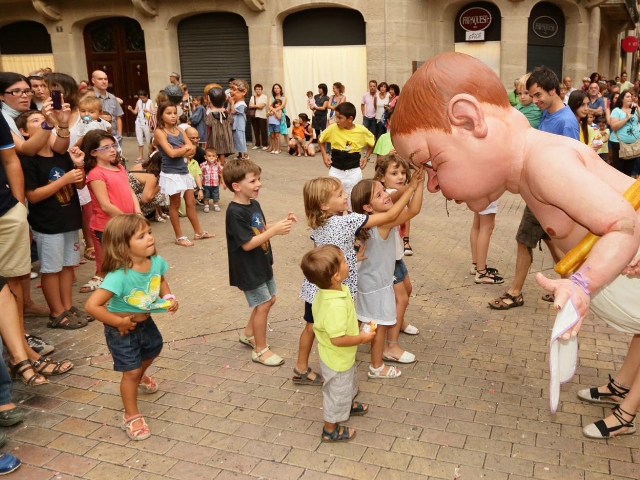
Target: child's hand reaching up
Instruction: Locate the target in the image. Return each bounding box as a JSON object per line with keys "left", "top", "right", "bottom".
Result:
{"left": 69, "top": 146, "right": 85, "bottom": 167}
{"left": 271, "top": 218, "right": 294, "bottom": 236}
{"left": 118, "top": 316, "right": 136, "bottom": 336}
{"left": 409, "top": 167, "right": 426, "bottom": 189}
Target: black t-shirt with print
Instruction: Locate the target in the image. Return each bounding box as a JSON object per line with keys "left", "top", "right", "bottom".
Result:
{"left": 225, "top": 199, "right": 273, "bottom": 291}
{"left": 21, "top": 153, "right": 82, "bottom": 234}
{"left": 0, "top": 115, "right": 18, "bottom": 217}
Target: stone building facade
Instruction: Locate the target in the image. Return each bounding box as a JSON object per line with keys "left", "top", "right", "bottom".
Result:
{"left": 0, "top": 0, "right": 637, "bottom": 131}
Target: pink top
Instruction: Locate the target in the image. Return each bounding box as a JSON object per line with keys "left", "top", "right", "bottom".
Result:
{"left": 86, "top": 164, "right": 135, "bottom": 232}
{"left": 361, "top": 92, "right": 376, "bottom": 119}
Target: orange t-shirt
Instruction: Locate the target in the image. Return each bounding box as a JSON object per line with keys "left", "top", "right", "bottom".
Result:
{"left": 292, "top": 126, "right": 305, "bottom": 139}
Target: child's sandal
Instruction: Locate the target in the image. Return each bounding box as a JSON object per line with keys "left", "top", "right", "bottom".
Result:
{"left": 321, "top": 423, "right": 355, "bottom": 442}
{"left": 122, "top": 414, "right": 151, "bottom": 441}
{"left": 350, "top": 401, "right": 369, "bottom": 416}
{"left": 138, "top": 375, "right": 158, "bottom": 393}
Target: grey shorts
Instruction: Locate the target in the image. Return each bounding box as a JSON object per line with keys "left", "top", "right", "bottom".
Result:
{"left": 515, "top": 206, "right": 549, "bottom": 250}
{"left": 32, "top": 230, "right": 80, "bottom": 274}
{"left": 319, "top": 359, "right": 358, "bottom": 423}
{"left": 243, "top": 278, "right": 277, "bottom": 308}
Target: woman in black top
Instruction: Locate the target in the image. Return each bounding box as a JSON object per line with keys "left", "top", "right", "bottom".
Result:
{"left": 311, "top": 83, "right": 330, "bottom": 142}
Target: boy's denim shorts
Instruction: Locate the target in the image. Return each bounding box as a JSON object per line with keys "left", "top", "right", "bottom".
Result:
{"left": 32, "top": 230, "right": 80, "bottom": 274}
{"left": 203, "top": 185, "right": 220, "bottom": 201}
{"left": 244, "top": 278, "right": 277, "bottom": 308}
{"left": 393, "top": 259, "right": 408, "bottom": 285}
{"left": 104, "top": 317, "right": 163, "bottom": 372}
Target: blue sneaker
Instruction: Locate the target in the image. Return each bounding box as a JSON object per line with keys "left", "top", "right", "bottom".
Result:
{"left": 0, "top": 453, "right": 20, "bottom": 475}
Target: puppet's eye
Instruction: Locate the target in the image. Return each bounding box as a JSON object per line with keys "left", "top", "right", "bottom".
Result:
{"left": 424, "top": 159, "right": 433, "bottom": 169}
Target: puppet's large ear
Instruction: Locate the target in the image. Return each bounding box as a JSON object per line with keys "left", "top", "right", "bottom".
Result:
{"left": 447, "top": 94, "right": 488, "bottom": 138}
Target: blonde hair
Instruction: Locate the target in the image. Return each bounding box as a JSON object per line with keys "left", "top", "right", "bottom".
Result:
{"left": 102, "top": 214, "right": 155, "bottom": 273}
{"left": 78, "top": 95, "right": 102, "bottom": 111}
{"left": 516, "top": 73, "right": 531, "bottom": 92}
{"left": 303, "top": 176, "right": 342, "bottom": 229}
{"left": 374, "top": 154, "right": 412, "bottom": 184}
{"left": 300, "top": 245, "right": 343, "bottom": 289}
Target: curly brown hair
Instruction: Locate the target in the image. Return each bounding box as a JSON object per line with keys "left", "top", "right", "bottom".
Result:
{"left": 373, "top": 154, "right": 412, "bottom": 184}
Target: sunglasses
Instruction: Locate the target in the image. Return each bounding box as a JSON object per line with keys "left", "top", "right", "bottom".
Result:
{"left": 93, "top": 144, "right": 119, "bottom": 153}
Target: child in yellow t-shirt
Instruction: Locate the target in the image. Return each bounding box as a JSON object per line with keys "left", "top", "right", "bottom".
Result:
{"left": 595, "top": 116, "right": 610, "bottom": 163}
{"left": 179, "top": 157, "right": 203, "bottom": 217}
{"left": 300, "top": 245, "right": 375, "bottom": 442}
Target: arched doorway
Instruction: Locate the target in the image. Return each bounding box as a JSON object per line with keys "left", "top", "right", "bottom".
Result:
{"left": 454, "top": 2, "right": 502, "bottom": 77}
{"left": 83, "top": 18, "right": 150, "bottom": 137}
{"left": 0, "top": 21, "right": 53, "bottom": 74}
{"left": 177, "top": 13, "right": 251, "bottom": 98}
{"left": 282, "top": 7, "right": 367, "bottom": 123}
{"left": 527, "top": 2, "right": 566, "bottom": 78}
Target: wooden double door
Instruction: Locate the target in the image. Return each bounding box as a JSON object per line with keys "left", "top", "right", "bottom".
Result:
{"left": 83, "top": 18, "right": 150, "bottom": 137}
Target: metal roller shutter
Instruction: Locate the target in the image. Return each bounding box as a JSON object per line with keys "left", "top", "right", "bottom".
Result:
{"left": 177, "top": 13, "right": 251, "bottom": 98}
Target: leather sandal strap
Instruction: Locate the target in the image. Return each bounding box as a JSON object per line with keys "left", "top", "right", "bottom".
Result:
{"left": 255, "top": 347, "right": 270, "bottom": 358}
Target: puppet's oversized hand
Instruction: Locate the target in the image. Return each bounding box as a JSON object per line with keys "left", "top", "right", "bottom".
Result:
{"left": 536, "top": 272, "right": 590, "bottom": 339}
{"left": 621, "top": 254, "right": 640, "bottom": 276}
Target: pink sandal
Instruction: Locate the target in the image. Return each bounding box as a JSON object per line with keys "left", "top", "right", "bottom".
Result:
{"left": 138, "top": 375, "right": 158, "bottom": 393}
{"left": 122, "top": 414, "right": 151, "bottom": 441}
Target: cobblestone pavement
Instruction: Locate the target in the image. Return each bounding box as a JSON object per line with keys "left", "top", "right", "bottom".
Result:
{"left": 5, "top": 139, "right": 639, "bottom": 479}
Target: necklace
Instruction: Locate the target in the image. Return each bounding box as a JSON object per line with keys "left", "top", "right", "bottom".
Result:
{"left": 164, "top": 126, "right": 179, "bottom": 135}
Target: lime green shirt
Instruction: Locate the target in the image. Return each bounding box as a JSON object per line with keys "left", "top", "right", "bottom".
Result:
{"left": 187, "top": 159, "right": 202, "bottom": 180}
{"left": 312, "top": 284, "right": 359, "bottom": 372}
{"left": 373, "top": 132, "right": 394, "bottom": 156}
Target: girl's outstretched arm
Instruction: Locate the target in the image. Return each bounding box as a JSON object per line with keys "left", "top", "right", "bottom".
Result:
{"left": 364, "top": 168, "right": 425, "bottom": 229}
{"left": 388, "top": 174, "right": 425, "bottom": 227}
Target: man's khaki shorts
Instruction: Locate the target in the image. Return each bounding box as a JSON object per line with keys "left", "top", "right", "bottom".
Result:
{"left": 0, "top": 203, "right": 31, "bottom": 278}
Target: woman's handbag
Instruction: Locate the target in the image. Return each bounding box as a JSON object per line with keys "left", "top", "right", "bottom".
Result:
{"left": 619, "top": 137, "right": 640, "bottom": 159}
{"left": 246, "top": 96, "right": 256, "bottom": 120}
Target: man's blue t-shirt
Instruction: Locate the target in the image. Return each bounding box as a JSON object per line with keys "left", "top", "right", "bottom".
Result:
{"left": 588, "top": 97, "right": 605, "bottom": 113}
{"left": 539, "top": 106, "right": 580, "bottom": 140}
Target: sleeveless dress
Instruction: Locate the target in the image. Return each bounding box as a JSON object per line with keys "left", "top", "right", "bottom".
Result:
{"left": 157, "top": 130, "right": 194, "bottom": 196}
{"left": 356, "top": 227, "right": 397, "bottom": 325}
{"left": 205, "top": 109, "right": 234, "bottom": 156}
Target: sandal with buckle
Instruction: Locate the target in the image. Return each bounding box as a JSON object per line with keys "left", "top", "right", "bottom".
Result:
{"left": 292, "top": 367, "right": 323, "bottom": 385}
{"left": 79, "top": 276, "right": 103, "bottom": 293}
{"left": 83, "top": 247, "right": 95, "bottom": 261}
{"left": 367, "top": 364, "right": 402, "bottom": 379}
{"left": 577, "top": 374, "right": 629, "bottom": 405}
{"left": 238, "top": 333, "right": 255, "bottom": 347}
{"left": 193, "top": 231, "right": 215, "bottom": 240}
{"left": 174, "top": 236, "right": 194, "bottom": 247}
{"left": 489, "top": 292, "right": 524, "bottom": 310}
{"left": 350, "top": 401, "right": 369, "bottom": 416}
{"left": 138, "top": 375, "right": 158, "bottom": 394}
{"left": 69, "top": 305, "right": 94, "bottom": 323}
{"left": 475, "top": 268, "right": 504, "bottom": 284}
{"left": 321, "top": 423, "right": 355, "bottom": 442}
{"left": 122, "top": 414, "right": 151, "bottom": 441}
{"left": 470, "top": 263, "right": 499, "bottom": 275}
{"left": 9, "top": 359, "right": 48, "bottom": 386}
{"left": 252, "top": 347, "right": 284, "bottom": 367}
{"left": 32, "top": 356, "right": 73, "bottom": 376}
{"left": 47, "top": 310, "right": 88, "bottom": 329}
{"left": 403, "top": 237, "right": 413, "bottom": 256}
{"left": 583, "top": 405, "right": 636, "bottom": 438}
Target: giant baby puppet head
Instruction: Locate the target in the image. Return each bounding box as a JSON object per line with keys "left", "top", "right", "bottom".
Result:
{"left": 392, "top": 52, "right": 530, "bottom": 213}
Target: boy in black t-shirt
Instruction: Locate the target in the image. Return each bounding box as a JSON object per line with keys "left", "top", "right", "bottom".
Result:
{"left": 17, "top": 110, "right": 89, "bottom": 330}
{"left": 223, "top": 159, "right": 297, "bottom": 367}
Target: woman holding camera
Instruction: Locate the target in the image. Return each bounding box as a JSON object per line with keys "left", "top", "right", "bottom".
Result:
{"left": 610, "top": 89, "right": 640, "bottom": 177}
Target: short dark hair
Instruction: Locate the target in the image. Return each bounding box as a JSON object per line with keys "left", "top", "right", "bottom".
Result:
{"left": 388, "top": 83, "right": 401, "bottom": 96}
{"left": 222, "top": 158, "right": 262, "bottom": 190}
{"left": 526, "top": 66, "right": 561, "bottom": 95}
{"left": 335, "top": 102, "right": 356, "bottom": 120}
{"left": 615, "top": 89, "right": 634, "bottom": 110}
{"left": 300, "top": 245, "right": 343, "bottom": 290}
{"left": 15, "top": 110, "right": 40, "bottom": 132}
{"left": 318, "top": 83, "right": 328, "bottom": 96}
{"left": 228, "top": 78, "right": 235, "bottom": 83}
{"left": 369, "top": 80, "right": 377, "bottom": 86}
{"left": 254, "top": 83, "right": 263, "bottom": 90}
{"left": 607, "top": 79, "right": 617, "bottom": 88}
{"left": 378, "top": 82, "right": 389, "bottom": 92}
{"left": 0, "top": 72, "right": 29, "bottom": 94}
{"left": 138, "top": 89, "right": 148, "bottom": 97}
{"left": 596, "top": 116, "right": 607, "bottom": 124}
{"left": 298, "top": 113, "right": 309, "bottom": 122}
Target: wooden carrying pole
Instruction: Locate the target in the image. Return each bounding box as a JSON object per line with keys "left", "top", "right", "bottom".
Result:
{"left": 555, "top": 177, "right": 640, "bottom": 276}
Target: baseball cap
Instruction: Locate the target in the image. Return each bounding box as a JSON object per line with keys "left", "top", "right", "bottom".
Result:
{"left": 169, "top": 72, "right": 180, "bottom": 79}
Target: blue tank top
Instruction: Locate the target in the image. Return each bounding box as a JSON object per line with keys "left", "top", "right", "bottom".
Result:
{"left": 158, "top": 131, "right": 188, "bottom": 174}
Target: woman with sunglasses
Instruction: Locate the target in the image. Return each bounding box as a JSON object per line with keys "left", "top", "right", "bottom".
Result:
{"left": 81, "top": 130, "right": 141, "bottom": 292}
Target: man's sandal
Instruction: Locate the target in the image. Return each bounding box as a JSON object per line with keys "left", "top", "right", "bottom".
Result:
{"left": 470, "top": 263, "right": 499, "bottom": 275}
{"left": 193, "top": 231, "right": 215, "bottom": 240}
{"left": 47, "top": 311, "right": 88, "bottom": 329}
{"left": 577, "top": 374, "right": 629, "bottom": 405}
{"left": 488, "top": 292, "right": 524, "bottom": 310}
{"left": 321, "top": 424, "right": 355, "bottom": 442}
{"left": 138, "top": 375, "right": 158, "bottom": 393}
{"left": 350, "top": 401, "right": 369, "bottom": 416}
{"left": 32, "top": 356, "right": 73, "bottom": 377}
{"left": 292, "top": 367, "right": 323, "bottom": 385}
{"left": 175, "top": 236, "right": 194, "bottom": 247}
{"left": 69, "top": 306, "right": 94, "bottom": 323}
{"left": 122, "top": 414, "right": 151, "bottom": 441}
{"left": 9, "top": 360, "right": 48, "bottom": 386}
{"left": 583, "top": 405, "right": 636, "bottom": 439}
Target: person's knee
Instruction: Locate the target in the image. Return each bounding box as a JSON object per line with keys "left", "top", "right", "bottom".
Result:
{"left": 122, "top": 368, "right": 143, "bottom": 382}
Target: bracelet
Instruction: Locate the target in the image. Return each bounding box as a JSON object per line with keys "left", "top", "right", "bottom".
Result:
{"left": 57, "top": 125, "right": 69, "bottom": 129}
{"left": 570, "top": 271, "right": 591, "bottom": 297}
{"left": 162, "top": 294, "right": 176, "bottom": 300}
{"left": 56, "top": 130, "right": 71, "bottom": 139}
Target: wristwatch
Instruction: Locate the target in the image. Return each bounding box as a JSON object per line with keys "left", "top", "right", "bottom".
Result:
{"left": 41, "top": 121, "right": 54, "bottom": 130}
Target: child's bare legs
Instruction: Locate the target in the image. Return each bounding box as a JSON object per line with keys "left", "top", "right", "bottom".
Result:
{"left": 81, "top": 204, "right": 95, "bottom": 252}
{"left": 474, "top": 213, "right": 495, "bottom": 270}
{"left": 294, "top": 322, "right": 320, "bottom": 381}
{"left": 470, "top": 213, "right": 480, "bottom": 265}
{"left": 121, "top": 357, "right": 155, "bottom": 432}
{"left": 21, "top": 274, "right": 48, "bottom": 317}
{"left": 274, "top": 132, "right": 281, "bottom": 152}
{"left": 41, "top": 272, "right": 66, "bottom": 318}
{"left": 219, "top": 154, "right": 226, "bottom": 167}
{"left": 252, "top": 296, "right": 278, "bottom": 362}
{"left": 183, "top": 190, "right": 212, "bottom": 238}
{"left": 385, "top": 276, "right": 414, "bottom": 359}
{"left": 137, "top": 144, "right": 144, "bottom": 160}
{"left": 370, "top": 325, "right": 397, "bottom": 375}
{"left": 168, "top": 194, "right": 187, "bottom": 242}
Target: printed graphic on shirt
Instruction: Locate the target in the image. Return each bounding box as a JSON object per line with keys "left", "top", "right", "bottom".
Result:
{"left": 50, "top": 167, "right": 74, "bottom": 205}
{"left": 251, "top": 212, "right": 270, "bottom": 252}
{"left": 123, "top": 274, "right": 171, "bottom": 310}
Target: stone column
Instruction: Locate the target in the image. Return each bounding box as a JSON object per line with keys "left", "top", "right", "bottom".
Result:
{"left": 500, "top": 14, "right": 529, "bottom": 89}
{"left": 48, "top": 23, "right": 87, "bottom": 81}
{"left": 587, "top": 7, "right": 601, "bottom": 75}
{"left": 142, "top": 19, "right": 180, "bottom": 100}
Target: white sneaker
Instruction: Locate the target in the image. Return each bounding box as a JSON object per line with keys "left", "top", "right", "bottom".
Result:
{"left": 213, "top": 205, "right": 221, "bottom": 212}
{"left": 203, "top": 205, "right": 210, "bottom": 213}
{"left": 261, "top": 147, "right": 268, "bottom": 151}
{"left": 251, "top": 146, "right": 260, "bottom": 150}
